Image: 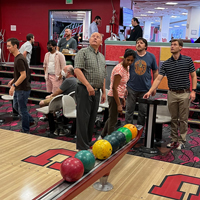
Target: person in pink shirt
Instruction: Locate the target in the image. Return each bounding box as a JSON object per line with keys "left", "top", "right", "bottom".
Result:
{"left": 43, "top": 40, "right": 66, "bottom": 93}
{"left": 101, "top": 49, "right": 136, "bottom": 137}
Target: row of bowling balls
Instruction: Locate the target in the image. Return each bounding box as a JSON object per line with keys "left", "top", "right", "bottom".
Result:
{"left": 60, "top": 124, "right": 138, "bottom": 182}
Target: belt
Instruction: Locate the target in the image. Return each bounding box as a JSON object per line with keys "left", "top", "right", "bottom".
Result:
{"left": 169, "top": 88, "right": 190, "bottom": 93}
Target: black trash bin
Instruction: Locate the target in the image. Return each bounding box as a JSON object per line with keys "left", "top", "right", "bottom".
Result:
{"left": 30, "top": 42, "right": 41, "bottom": 65}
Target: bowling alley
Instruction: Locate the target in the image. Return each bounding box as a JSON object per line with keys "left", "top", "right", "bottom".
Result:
{"left": 1, "top": 0, "right": 200, "bottom": 199}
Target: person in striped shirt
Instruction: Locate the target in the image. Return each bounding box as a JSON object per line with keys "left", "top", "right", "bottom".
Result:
{"left": 100, "top": 49, "right": 136, "bottom": 137}
{"left": 143, "top": 39, "right": 197, "bottom": 150}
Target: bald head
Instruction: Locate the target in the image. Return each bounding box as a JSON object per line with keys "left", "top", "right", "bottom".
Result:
{"left": 63, "top": 65, "right": 74, "bottom": 77}
{"left": 89, "top": 32, "right": 102, "bottom": 50}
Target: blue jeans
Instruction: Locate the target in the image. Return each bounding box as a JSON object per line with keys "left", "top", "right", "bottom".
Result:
{"left": 13, "top": 90, "right": 34, "bottom": 133}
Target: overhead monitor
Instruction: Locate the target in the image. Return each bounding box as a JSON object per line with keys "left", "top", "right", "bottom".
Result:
{"left": 121, "top": 7, "right": 133, "bottom": 27}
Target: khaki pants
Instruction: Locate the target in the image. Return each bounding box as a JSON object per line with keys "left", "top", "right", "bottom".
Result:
{"left": 167, "top": 90, "right": 190, "bottom": 144}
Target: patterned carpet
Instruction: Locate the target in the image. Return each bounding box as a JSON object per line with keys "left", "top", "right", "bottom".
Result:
{"left": 0, "top": 96, "right": 200, "bottom": 169}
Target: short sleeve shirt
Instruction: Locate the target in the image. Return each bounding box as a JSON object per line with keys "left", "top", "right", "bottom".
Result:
{"left": 108, "top": 63, "right": 130, "bottom": 98}
{"left": 127, "top": 51, "right": 158, "bottom": 92}
{"left": 60, "top": 77, "right": 77, "bottom": 95}
{"left": 14, "top": 54, "right": 31, "bottom": 91}
{"left": 74, "top": 46, "right": 106, "bottom": 89}
{"left": 19, "top": 41, "right": 32, "bottom": 66}
{"left": 58, "top": 37, "right": 77, "bottom": 52}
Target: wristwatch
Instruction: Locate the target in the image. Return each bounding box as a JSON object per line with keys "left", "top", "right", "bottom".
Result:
{"left": 192, "top": 89, "right": 197, "bottom": 92}
{"left": 12, "top": 83, "right": 16, "bottom": 87}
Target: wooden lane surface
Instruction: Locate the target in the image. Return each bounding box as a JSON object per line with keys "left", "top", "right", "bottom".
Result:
{"left": 73, "top": 155, "right": 200, "bottom": 200}
{"left": 1, "top": 129, "right": 200, "bottom": 200}
{"left": 0, "top": 129, "right": 77, "bottom": 200}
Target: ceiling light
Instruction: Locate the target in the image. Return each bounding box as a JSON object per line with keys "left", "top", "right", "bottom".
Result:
{"left": 154, "top": 7, "right": 165, "bottom": 10}
{"left": 182, "top": 12, "right": 188, "bottom": 15}
{"left": 166, "top": 2, "right": 178, "bottom": 5}
{"left": 169, "top": 27, "right": 173, "bottom": 28}
{"left": 174, "top": 25, "right": 180, "bottom": 27}
{"left": 171, "top": 16, "right": 177, "bottom": 18}
{"left": 181, "top": 24, "right": 186, "bottom": 26}
{"left": 140, "top": 14, "right": 147, "bottom": 16}
{"left": 147, "top": 11, "right": 155, "bottom": 14}
{"left": 155, "top": 20, "right": 160, "bottom": 22}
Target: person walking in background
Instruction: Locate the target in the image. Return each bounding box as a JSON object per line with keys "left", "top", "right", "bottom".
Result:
{"left": 74, "top": 32, "right": 106, "bottom": 150}
{"left": 89, "top": 16, "right": 104, "bottom": 38}
{"left": 143, "top": 39, "right": 197, "bottom": 150}
{"left": 7, "top": 38, "right": 34, "bottom": 134}
{"left": 19, "top": 33, "right": 35, "bottom": 67}
{"left": 126, "top": 18, "right": 143, "bottom": 41}
{"left": 43, "top": 40, "right": 65, "bottom": 93}
{"left": 100, "top": 49, "right": 136, "bottom": 138}
{"left": 125, "top": 37, "right": 158, "bottom": 127}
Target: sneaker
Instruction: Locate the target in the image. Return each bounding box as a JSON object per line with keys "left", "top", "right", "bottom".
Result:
{"left": 167, "top": 141, "right": 177, "bottom": 148}
{"left": 54, "top": 128, "right": 59, "bottom": 136}
{"left": 176, "top": 143, "right": 185, "bottom": 150}
{"left": 39, "top": 116, "right": 48, "bottom": 122}
{"left": 59, "top": 129, "right": 66, "bottom": 136}
{"left": 97, "top": 135, "right": 103, "bottom": 140}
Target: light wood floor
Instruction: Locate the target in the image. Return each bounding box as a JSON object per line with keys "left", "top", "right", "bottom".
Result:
{"left": 1, "top": 129, "right": 200, "bottom": 200}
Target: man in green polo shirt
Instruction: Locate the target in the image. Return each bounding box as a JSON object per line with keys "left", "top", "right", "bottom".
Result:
{"left": 74, "top": 32, "right": 106, "bottom": 150}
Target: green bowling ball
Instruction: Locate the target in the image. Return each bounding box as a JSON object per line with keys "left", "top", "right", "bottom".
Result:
{"left": 197, "top": 82, "right": 200, "bottom": 92}
{"left": 196, "top": 68, "right": 200, "bottom": 77}
{"left": 104, "top": 135, "right": 120, "bottom": 153}
{"left": 74, "top": 150, "right": 95, "bottom": 173}
{"left": 117, "top": 127, "right": 132, "bottom": 143}
{"left": 111, "top": 131, "right": 126, "bottom": 147}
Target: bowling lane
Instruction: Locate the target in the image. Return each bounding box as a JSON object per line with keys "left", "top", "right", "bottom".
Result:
{"left": 73, "top": 155, "right": 200, "bottom": 200}
{"left": 0, "top": 129, "right": 78, "bottom": 200}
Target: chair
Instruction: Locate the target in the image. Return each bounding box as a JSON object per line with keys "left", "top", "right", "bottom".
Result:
{"left": 68, "top": 91, "right": 76, "bottom": 102}
{"left": 36, "top": 94, "right": 63, "bottom": 115}
{"left": 62, "top": 95, "right": 77, "bottom": 135}
{"left": 155, "top": 98, "right": 171, "bottom": 141}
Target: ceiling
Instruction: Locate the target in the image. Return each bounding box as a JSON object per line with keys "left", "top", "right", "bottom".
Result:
{"left": 121, "top": 0, "right": 200, "bottom": 27}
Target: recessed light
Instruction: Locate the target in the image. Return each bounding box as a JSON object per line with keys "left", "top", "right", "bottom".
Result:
{"left": 154, "top": 7, "right": 165, "bottom": 10}
{"left": 182, "top": 12, "right": 188, "bottom": 15}
{"left": 174, "top": 25, "right": 180, "bottom": 27}
{"left": 171, "top": 16, "right": 177, "bottom": 18}
{"left": 147, "top": 11, "right": 155, "bottom": 14}
{"left": 140, "top": 14, "right": 147, "bottom": 16}
{"left": 181, "top": 24, "right": 186, "bottom": 26}
{"left": 166, "top": 2, "right": 178, "bottom": 5}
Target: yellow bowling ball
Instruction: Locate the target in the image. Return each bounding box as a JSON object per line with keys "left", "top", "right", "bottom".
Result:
{"left": 93, "top": 140, "right": 112, "bottom": 160}
{"left": 123, "top": 124, "right": 138, "bottom": 139}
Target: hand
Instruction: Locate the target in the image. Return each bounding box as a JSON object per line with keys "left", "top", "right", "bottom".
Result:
{"left": 124, "top": 89, "right": 128, "bottom": 98}
{"left": 117, "top": 105, "right": 123, "bottom": 114}
{"left": 151, "top": 89, "right": 157, "bottom": 96}
{"left": 100, "top": 92, "right": 106, "bottom": 104}
{"left": 189, "top": 91, "right": 196, "bottom": 102}
{"left": 86, "top": 85, "right": 95, "bottom": 96}
{"left": 9, "top": 86, "right": 15, "bottom": 96}
{"left": 8, "top": 80, "right": 13, "bottom": 87}
{"left": 122, "top": 98, "right": 126, "bottom": 107}
{"left": 143, "top": 92, "right": 151, "bottom": 99}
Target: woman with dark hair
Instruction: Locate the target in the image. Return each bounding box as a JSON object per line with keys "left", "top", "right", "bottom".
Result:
{"left": 100, "top": 49, "right": 136, "bottom": 138}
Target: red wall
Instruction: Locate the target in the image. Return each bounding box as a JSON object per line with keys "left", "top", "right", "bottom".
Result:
{"left": 0, "top": 0, "right": 120, "bottom": 62}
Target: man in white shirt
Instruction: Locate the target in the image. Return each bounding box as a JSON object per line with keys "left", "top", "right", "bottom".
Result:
{"left": 19, "top": 33, "right": 35, "bottom": 66}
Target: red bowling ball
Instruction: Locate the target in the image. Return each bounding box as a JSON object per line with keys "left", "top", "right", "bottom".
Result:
{"left": 60, "top": 157, "right": 84, "bottom": 182}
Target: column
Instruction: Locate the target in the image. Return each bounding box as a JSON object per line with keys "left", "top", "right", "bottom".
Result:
{"left": 186, "top": 7, "right": 200, "bottom": 39}
{"left": 143, "top": 21, "right": 151, "bottom": 42}
{"left": 159, "top": 16, "right": 170, "bottom": 42}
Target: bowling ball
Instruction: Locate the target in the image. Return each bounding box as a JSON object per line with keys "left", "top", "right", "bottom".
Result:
{"left": 197, "top": 82, "right": 200, "bottom": 92}
{"left": 117, "top": 127, "right": 132, "bottom": 143}
{"left": 111, "top": 131, "right": 126, "bottom": 147}
{"left": 196, "top": 68, "right": 200, "bottom": 77}
{"left": 104, "top": 135, "right": 120, "bottom": 153}
{"left": 75, "top": 150, "right": 96, "bottom": 173}
{"left": 60, "top": 157, "right": 84, "bottom": 182}
{"left": 92, "top": 140, "right": 112, "bottom": 160}
{"left": 123, "top": 124, "right": 138, "bottom": 139}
